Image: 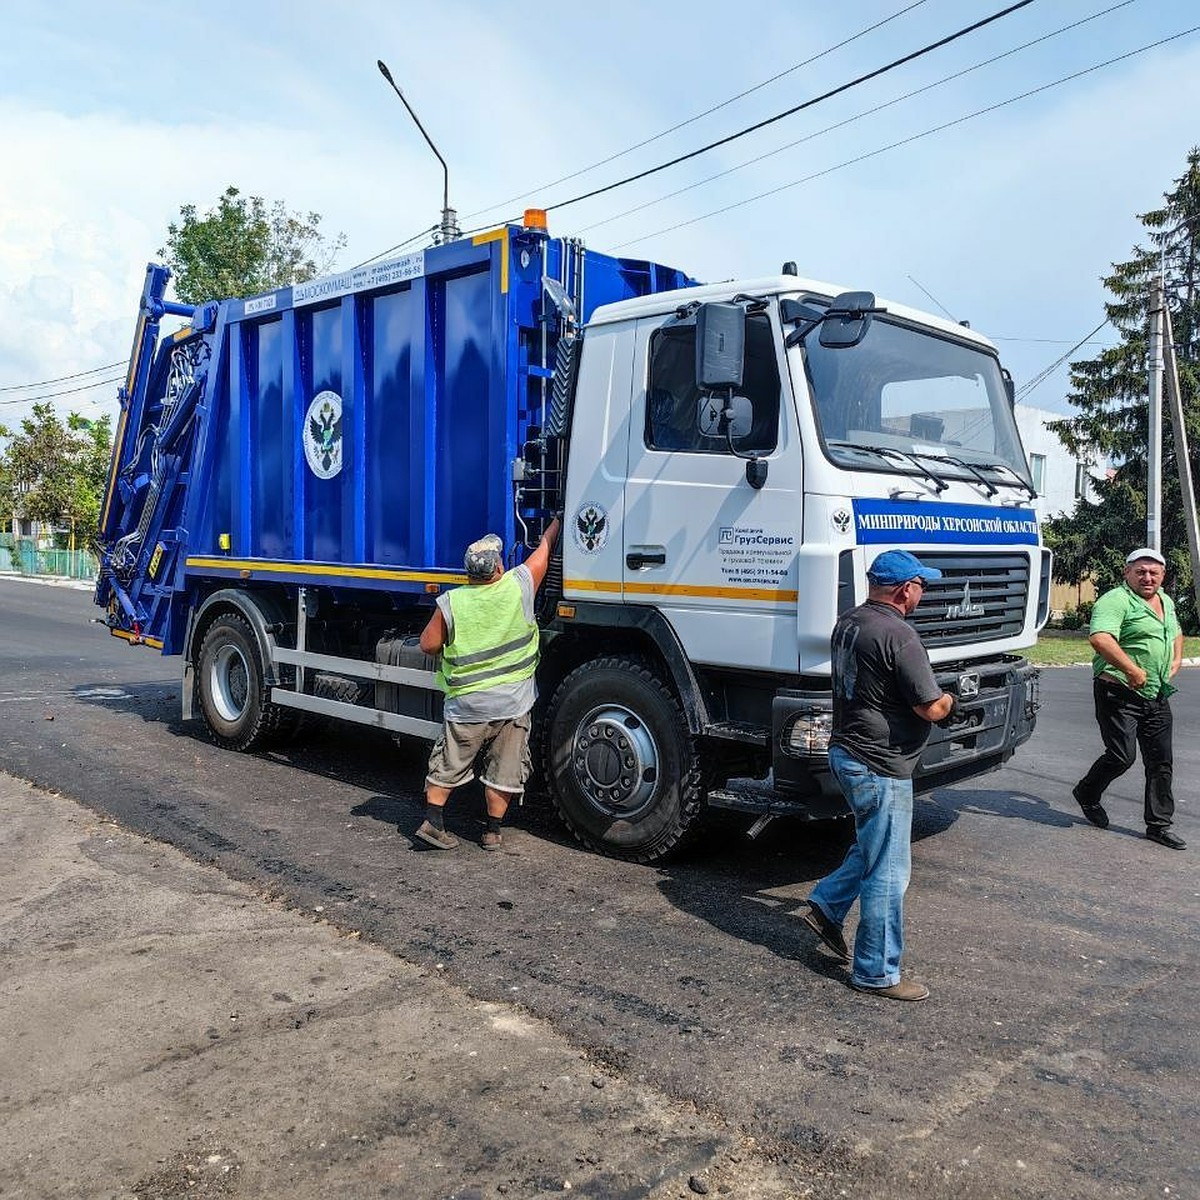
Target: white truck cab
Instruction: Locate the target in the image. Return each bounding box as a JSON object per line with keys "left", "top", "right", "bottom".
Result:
{"left": 540, "top": 274, "right": 1046, "bottom": 858}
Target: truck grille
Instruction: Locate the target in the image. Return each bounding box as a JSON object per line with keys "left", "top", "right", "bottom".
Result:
{"left": 909, "top": 552, "right": 1030, "bottom": 648}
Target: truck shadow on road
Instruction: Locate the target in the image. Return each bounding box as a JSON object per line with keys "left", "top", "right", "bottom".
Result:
{"left": 925, "top": 785, "right": 1076, "bottom": 828}
{"left": 656, "top": 784, "right": 1074, "bottom": 974}
{"left": 656, "top": 823, "right": 857, "bottom": 975}
{"left": 71, "top": 680, "right": 579, "bottom": 845}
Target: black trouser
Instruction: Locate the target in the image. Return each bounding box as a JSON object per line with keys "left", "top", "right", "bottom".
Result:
{"left": 1075, "top": 677, "right": 1175, "bottom": 829}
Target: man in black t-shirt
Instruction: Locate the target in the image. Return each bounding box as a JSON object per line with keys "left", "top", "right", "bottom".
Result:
{"left": 803, "top": 549, "right": 959, "bottom": 1002}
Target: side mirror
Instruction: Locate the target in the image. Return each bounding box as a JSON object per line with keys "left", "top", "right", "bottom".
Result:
{"left": 1003, "top": 367, "right": 1015, "bottom": 409}
{"left": 695, "top": 302, "right": 745, "bottom": 389}
{"left": 819, "top": 290, "right": 880, "bottom": 349}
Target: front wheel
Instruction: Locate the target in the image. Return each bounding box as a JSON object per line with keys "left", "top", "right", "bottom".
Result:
{"left": 544, "top": 655, "right": 704, "bottom": 862}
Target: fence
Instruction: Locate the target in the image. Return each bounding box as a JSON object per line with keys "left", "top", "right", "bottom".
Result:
{"left": 0, "top": 536, "right": 98, "bottom": 582}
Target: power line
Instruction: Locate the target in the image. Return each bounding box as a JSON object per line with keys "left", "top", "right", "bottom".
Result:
{"left": 611, "top": 26, "right": 1200, "bottom": 250}
{"left": 992, "top": 336, "right": 1112, "bottom": 344}
{"left": 464, "top": 0, "right": 931, "bottom": 221}
{"left": 348, "top": 215, "right": 509, "bottom": 272}
{"left": 0, "top": 375, "right": 124, "bottom": 407}
{"left": 545, "top": 0, "right": 1038, "bottom": 214}
{"left": 907, "top": 275, "right": 957, "bottom": 321}
{"left": 348, "top": 224, "right": 438, "bottom": 270}
{"left": 0, "top": 360, "right": 125, "bottom": 393}
{"left": 1016, "top": 318, "right": 1111, "bottom": 400}
{"left": 577, "top": 1, "right": 1131, "bottom": 235}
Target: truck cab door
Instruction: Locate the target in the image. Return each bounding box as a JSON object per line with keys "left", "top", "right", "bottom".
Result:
{"left": 618, "top": 308, "right": 801, "bottom": 672}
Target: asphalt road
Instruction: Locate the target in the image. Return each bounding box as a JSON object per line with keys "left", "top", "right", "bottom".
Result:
{"left": 1, "top": 576, "right": 1196, "bottom": 1200}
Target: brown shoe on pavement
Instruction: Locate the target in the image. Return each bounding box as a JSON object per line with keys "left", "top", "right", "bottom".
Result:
{"left": 850, "top": 978, "right": 930, "bottom": 1002}
{"left": 801, "top": 903, "right": 849, "bottom": 962}
{"left": 481, "top": 830, "right": 503, "bottom": 851}
{"left": 415, "top": 820, "right": 458, "bottom": 850}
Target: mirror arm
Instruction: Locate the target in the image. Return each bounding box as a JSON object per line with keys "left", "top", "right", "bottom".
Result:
{"left": 784, "top": 319, "right": 822, "bottom": 349}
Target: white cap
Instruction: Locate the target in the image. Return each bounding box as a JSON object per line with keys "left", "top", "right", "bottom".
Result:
{"left": 1126, "top": 547, "right": 1166, "bottom": 566}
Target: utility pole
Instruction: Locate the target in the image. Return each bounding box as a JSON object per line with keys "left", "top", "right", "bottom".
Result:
{"left": 1162, "top": 305, "right": 1200, "bottom": 620}
{"left": 1147, "top": 276, "right": 1165, "bottom": 552}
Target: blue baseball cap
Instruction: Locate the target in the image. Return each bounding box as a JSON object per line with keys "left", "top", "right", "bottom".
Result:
{"left": 867, "top": 549, "right": 943, "bottom": 586}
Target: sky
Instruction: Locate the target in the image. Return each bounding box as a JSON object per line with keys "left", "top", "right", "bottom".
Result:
{"left": 2, "top": 0, "right": 1198, "bottom": 429}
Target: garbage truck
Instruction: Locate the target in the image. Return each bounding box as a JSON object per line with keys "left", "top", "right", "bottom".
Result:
{"left": 96, "top": 211, "right": 1048, "bottom": 862}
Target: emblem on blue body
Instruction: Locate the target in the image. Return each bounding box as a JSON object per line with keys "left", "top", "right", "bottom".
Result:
{"left": 304, "top": 390, "right": 343, "bottom": 479}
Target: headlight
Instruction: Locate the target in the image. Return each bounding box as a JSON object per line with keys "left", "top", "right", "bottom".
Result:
{"left": 783, "top": 711, "right": 833, "bottom": 756}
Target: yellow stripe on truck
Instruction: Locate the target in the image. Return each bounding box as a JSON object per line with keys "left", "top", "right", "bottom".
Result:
{"left": 185, "top": 556, "right": 467, "bottom": 586}
{"left": 471, "top": 228, "right": 510, "bottom": 294}
{"left": 565, "top": 578, "right": 798, "bottom": 603}
{"left": 110, "top": 629, "right": 164, "bottom": 650}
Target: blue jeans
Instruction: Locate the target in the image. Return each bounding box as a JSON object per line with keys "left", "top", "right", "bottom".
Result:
{"left": 810, "top": 745, "right": 913, "bottom": 989}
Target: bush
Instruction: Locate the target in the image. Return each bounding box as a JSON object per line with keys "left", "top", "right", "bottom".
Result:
{"left": 1058, "top": 601, "right": 1094, "bottom": 631}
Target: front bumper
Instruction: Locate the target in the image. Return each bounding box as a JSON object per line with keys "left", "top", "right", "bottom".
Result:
{"left": 768, "top": 656, "right": 1040, "bottom": 810}
{"left": 913, "top": 656, "right": 1039, "bottom": 792}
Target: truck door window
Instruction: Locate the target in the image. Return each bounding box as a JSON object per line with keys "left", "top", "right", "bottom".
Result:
{"left": 646, "top": 312, "right": 780, "bottom": 453}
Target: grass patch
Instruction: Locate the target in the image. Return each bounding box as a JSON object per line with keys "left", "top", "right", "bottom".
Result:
{"left": 1028, "top": 633, "right": 1200, "bottom": 666}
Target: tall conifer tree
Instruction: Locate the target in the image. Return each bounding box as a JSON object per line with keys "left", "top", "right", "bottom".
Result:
{"left": 1046, "top": 148, "right": 1200, "bottom": 628}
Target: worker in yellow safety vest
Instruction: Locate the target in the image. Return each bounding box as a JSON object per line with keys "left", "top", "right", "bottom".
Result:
{"left": 414, "top": 516, "right": 560, "bottom": 851}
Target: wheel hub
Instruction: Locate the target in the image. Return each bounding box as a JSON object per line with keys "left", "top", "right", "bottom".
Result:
{"left": 572, "top": 705, "right": 659, "bottom": 817}
{"left": 209, "top": 643, "right": 250, "bottom": 723}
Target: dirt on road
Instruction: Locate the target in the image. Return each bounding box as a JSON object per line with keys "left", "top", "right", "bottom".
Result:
{"left": 0, "top": 773, "right": 800, "bottom": 1200}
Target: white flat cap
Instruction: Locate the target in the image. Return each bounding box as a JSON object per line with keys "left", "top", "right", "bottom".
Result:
{"left": 1126, "top": 547, "right": 1166, "bottom": 565}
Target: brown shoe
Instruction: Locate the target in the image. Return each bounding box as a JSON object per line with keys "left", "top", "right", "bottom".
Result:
{"left": 851, "top": 978, "right": 929, "bottom": 1002}
{"left": 481, "top": 830, "right": 503, "bottom": 851}
{"left": 801, "top": 903, "right": 849, "bottom": 961}
{"left": 415, "top": 820, "right": 458, "bottom": 850}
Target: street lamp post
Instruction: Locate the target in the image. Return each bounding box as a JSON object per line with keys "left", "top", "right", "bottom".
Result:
{"left": 377, "top": 61, "right": 460, "bottom": 245}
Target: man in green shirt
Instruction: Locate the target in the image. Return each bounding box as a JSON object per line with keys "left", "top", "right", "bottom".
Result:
{"left": 1072, "top": 548, "right": 1185, "bottom": 849}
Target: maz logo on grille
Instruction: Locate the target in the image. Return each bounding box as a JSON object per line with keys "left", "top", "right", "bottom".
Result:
{"left": 946, "top": 580, "right": 986, "bottom": 620}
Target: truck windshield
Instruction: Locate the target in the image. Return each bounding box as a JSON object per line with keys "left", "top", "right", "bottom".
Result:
{"left": 797, "top": 316, "right": 1033, "bottom": 490}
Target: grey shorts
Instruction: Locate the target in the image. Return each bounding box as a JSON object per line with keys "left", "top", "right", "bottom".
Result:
{"left": 425, "top": 713, "right": 532, "bottom": 794}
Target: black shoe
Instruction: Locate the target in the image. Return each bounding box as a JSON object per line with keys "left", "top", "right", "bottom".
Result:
{"left": 801, "top": 903, "right": 849, "bottom": 962}
{"left": 1146, "top": 827, "right": 1186, "bottom": 850}
{"left": 1072, "top": 784, "right": 1109, "bottom": 829}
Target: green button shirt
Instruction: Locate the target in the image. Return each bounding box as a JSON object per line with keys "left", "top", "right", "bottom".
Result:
{"left": 1089, "top": 582, "right": 1180, "bottom": 699}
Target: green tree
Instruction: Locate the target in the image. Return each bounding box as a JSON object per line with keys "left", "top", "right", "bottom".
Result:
{"left": 160, "top": 185, "right": 347, "bottom": 304}
{"left": 0, "top": 404, "right": 113, "bottom": 549}
{"left": 1045, "top": 147, "right": 1200, "bottom": 629}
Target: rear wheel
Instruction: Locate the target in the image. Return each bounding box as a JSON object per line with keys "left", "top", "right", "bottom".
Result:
{"left": 196, "top": 613, "right": 295, "bottom": 750}
{"left": 544, "top": 655, "right": 704, "bottom": 862}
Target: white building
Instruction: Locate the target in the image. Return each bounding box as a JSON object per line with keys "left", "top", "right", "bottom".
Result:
{"left": 1013, "top": 404, "right": 1101, "bottom": 517}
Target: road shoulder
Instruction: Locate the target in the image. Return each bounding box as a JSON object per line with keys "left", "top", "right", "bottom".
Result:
{"left": 0, "top": 773, "right": 790, "bottom": 1199}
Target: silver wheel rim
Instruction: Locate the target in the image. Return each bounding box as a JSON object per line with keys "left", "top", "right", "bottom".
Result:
{"left": 208, "top": 642, "right": 250, "bottom": 723}
{"left": 571, "top": 703, "right": 660, "bottom": 818}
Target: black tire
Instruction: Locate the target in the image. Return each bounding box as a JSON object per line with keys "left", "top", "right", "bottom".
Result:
{"left": 196, "top": 613, "right": 295, "bottom": 751}
{"left": 544, "top": 655, "right": 704, "bottom": 863}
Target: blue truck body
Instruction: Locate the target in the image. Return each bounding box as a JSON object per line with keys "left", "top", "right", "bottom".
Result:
{"left": 97, "top": 222, "right": 692, "bottom": 652}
